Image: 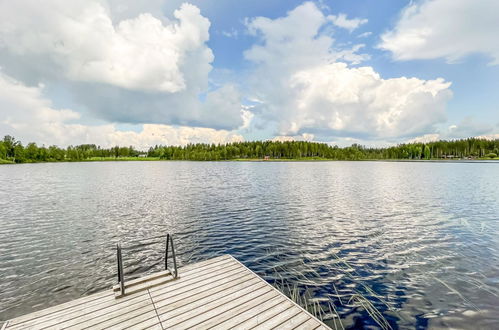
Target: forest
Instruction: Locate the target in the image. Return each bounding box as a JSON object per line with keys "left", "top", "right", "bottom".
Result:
{"left": 0, "top": 135, "right": 498, "bottom": 164}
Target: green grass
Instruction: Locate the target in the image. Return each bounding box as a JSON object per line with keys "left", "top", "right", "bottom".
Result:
{"left": 1, "top": 157, "right": 163, "bottom": 164}
{"left": 83, "top": 157, "right": 161, "bottom": 162}
{"left": 231, "top": 157, "right": 333, "bottom": 162}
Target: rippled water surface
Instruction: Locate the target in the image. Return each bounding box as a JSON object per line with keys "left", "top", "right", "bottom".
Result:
{"left": 1, "top": 161, "right": 498, "bottom": 328}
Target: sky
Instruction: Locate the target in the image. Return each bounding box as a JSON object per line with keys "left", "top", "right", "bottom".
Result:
{"left": 0, "top": 0, "right": 498, "bottom": 149}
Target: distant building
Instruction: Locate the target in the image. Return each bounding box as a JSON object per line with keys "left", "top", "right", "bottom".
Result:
{"left": 264, "top": 155, "right": 270, "bottom": 160}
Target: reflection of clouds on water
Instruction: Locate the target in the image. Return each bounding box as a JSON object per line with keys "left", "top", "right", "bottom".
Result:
{"left": 0, "top": 161, "right": 498, "bottom": 328}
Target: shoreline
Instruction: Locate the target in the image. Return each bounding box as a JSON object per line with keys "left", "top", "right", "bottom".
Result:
{"left": 1, "top": 157, "right": 498, "bottom": 165}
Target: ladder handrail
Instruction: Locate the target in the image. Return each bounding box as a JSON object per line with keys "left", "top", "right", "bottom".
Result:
{"left": 165, "top": 233, "right": 178, "bottom": 279}
{"left": 117, "top": 235, "right": 170, "bottom": 250}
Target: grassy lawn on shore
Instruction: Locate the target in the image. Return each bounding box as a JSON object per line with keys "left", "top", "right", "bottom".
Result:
{"left": 232, "top": 157, "right": 332, "bottom": 161}
{"left": 83, "top": 157, "right": 161, "bottom": 161}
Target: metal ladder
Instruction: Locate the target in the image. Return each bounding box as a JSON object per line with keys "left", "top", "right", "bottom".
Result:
{"left": 115, "top": 233, "right": 178, "bottom": 297}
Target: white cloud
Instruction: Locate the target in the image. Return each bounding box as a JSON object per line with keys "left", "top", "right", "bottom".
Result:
{"left": 407, "top": 132, "right": 499, "bottom": 143}
{"left": 357, "top": 32, "right": 372, "bottom": 38}
{"left": 476, "top": 134, "right": 499, "bottom": 141}
{"left": 327, "top": 137, "right": 397, "bottom": 148}
{"left": 406, "top": 134, "right": 440, "bottom": 144}
{"left": 0, "top": 72, "right": 243, "bottom": 149}
{"left": 333, "top": 44, "right": 370, "bottom": 65}
{"left": 271, "top": 133, "right": 315, "bottom": 142}
{"left": 288, "top": 64, "right": 451, "bottom": 137}
{"left": 0, "top": 1, "right": 210, "bottom": 93}
{"left": 0, "top": 0, "right": 244, "bottom": 129}
{"left": 221, "top": 28, "right": 239, "bottom": 38}
{"left": 244, "top": 2, "right": 452, "bottom": 140}
{"left": 328, "top": 13, "right": 367, "bottom": 32}
{"left": 106, "top": 124, "right": 244, "bottom": 150}
{"left": 239, "top": 106, "right": 255, "bottom": 130}
{"left": 379, "top": 0, "right": 499, "bottom": 65}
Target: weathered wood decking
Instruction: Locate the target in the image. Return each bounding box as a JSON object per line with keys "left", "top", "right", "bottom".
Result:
{"left": 2, "top": 255, "right": 328, "bottom": 329}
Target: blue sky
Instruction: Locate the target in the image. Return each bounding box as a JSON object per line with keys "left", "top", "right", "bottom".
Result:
{"left": 0, "top": 0, "right": 498, "bottom": 148}
{"left": 203, "top": 0, "right": 499, "bottom": 130}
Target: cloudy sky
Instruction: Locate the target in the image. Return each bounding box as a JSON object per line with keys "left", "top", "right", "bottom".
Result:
{"left": 0, "top": 0, "right": 498, "bottom": 149}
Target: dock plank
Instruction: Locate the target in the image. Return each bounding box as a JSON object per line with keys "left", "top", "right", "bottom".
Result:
{"left": 79, "top": 304, "right": 155, "bottom": 330}
{"left": 61, "top": 295, "right": 154, "bottom": 329}
{"left": 154, "top": 272, "right": 256, "bottom": 312}
{"left": 150, "top": 262, "right": 246, "bottom": 299}
{"left": 273, "top": 312, "right": 311, "bottom": 329}
{"left": 7, "top": 291, "right": 113, "bottom": 327}
{"left": 233, "top": 301, "right": 295, "bottom": 329}
{"left": 156, "top": 278, "right": 264, "bottom": 322}
{"left": 208, "top": 295, "right": 285, "bottom": 329}
{"left": 192, "top": 290, "right": 278, "bottom": 329}
{"left": 299, "top": 318, "right": 324, "bottom": 330}
{"left": 4, "top": 255, "right": 329, "bottom": 330}
{"left": 98, "top": 309, "right": 159, "bottom": 330}
{"left": 8, "top": 291, "right": 150, "bottom": 329}
{"left": 251, "top": 305, "right": 302, "bottom": 329}
{"left": 163, "top": 283, "right": 271, "bottom": 328}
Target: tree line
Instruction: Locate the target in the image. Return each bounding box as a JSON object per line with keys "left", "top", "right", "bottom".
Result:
{"left": 0, "top": 135, "right": 498, "bottom": 164}
{"left": 147, "top": 138, "right": 499, "bottom": 160}
{"left": 0, "top": 135, "right": 140, "bottom": 163}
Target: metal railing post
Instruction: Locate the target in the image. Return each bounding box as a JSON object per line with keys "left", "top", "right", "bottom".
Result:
{"left": 165, "top": 234, "right": 169, "bottom": 271}
{"left": 170, "top": 234, "right": 178, "bottom": 279}
{"left": 117, "top": 243, "right": 125, "bottom": 295}
{"left": 117, "top": 243, "right": 120, "bottom": 283}
{"left": 165, "top": 234, "right": 178, "bottom": 279}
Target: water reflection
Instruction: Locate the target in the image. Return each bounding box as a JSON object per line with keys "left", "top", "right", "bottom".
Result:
{"left": 0, "top": 161, "right": 498, "bottom": 328}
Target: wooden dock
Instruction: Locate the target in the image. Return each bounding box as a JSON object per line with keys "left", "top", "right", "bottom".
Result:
{"left": 2, "top": 255, "right": 328, "bottom": 329}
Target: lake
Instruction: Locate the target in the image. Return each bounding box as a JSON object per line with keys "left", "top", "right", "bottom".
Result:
{"left": 0, "top": 161, "right": 498, "bottom": 329}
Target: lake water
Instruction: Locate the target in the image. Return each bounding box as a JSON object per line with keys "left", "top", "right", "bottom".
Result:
{"left": 0, "top": 161, "right": 498, "bottom": 329}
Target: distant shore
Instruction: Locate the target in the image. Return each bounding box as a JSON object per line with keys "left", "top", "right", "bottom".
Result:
{"left": 2, "top": 136, "right": 498, "bottom": 164}
{"left": 1, "top": 157, "right": 498, "bottom": 165}
{"left": 234, "top": 158, "right": 499, "bottom": 163}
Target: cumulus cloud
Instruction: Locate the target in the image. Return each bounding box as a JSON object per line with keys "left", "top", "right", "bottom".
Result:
{"left": 0, "top": 1, "right": 210, "bottom": 93}
{"left": 0, "top": 0, "right": 244, "bottom": 129}
{"left": 328, "top": 13, "right": 367, "bottom": 32}
{"left": 244, "top": 2, "right": 369, "bottom": 66}
{"left": 379, "top": 0, "right": 499, "bottom": 65}
{"left": 288, "top": 64, "right": 451, "bottom": 137}
{"left": 0, "top": 72, "right": 243, "bottom": 149}
{"left": 244, "top": 2, "right": 452, "bottom": 140}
